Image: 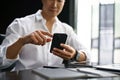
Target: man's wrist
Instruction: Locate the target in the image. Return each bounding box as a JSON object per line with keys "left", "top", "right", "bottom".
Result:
{"left": 18, "top": 37, "right": 26, "bottom": 45}
{"left": 73, "top": 50, "right": 80, "bottom": 61}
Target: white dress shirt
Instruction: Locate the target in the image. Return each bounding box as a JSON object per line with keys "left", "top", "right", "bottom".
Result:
{"left": 0, "top": 10, "right": 90, "bottom": 71}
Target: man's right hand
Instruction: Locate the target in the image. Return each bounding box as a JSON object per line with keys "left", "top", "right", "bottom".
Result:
{"left": 6, "top": 30, "right": 53, "bottom": 59}
{"left": 21, "top": 30, "right": 53, "bottom": 46}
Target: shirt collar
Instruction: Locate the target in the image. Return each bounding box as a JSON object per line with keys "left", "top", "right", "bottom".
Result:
{"left": 35, "top": 10, "right": 59, "bottom": 23}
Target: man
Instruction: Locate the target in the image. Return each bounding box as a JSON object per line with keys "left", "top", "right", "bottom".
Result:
{"left": 0, "top": 0, "right": 90, "bottom": 71}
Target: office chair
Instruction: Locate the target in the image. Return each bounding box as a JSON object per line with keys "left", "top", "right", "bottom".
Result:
{"left": 0, "top": 34, "right": 16, "bottom": 72}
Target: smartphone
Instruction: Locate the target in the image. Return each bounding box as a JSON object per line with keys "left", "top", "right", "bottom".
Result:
{"left": 50, "top": 33, "right": 67, "bottom": 53}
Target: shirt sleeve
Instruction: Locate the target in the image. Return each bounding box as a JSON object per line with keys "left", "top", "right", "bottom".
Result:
{"left": 62, "top": 24, "right": 91, "bottom": 62}
{"left": 0, "top": 46, "right": 18, "bottom": 69}
{"left": 0, "top": 19, "right": 22, "bottom": 69}
{"left": 70, "top": 31, "right": 91, "bottom": 62}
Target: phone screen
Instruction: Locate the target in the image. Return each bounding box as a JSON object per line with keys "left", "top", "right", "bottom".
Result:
{"left": 50, "top": 33, "right": 67, "bottom": 53}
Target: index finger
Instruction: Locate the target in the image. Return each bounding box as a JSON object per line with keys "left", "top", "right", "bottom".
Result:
{"left": 60, "top": 44, "right": 73, "bottom": 52}
{"left": 41, "top": 30, "right": 53, "bottom": 37}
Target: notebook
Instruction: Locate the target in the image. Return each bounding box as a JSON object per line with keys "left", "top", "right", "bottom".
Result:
{"left": 32, "top": 68, "right": 86, "bottom": 80}
{"left": 94, "top": 64, "right": 120, "bottom": 72}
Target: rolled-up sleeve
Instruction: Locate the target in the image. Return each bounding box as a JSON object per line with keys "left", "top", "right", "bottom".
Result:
{"left": 0, "top": 19, "right": 22, "bottom": 69}
{"left": 0, "top": 46, "right": 18, "bottom": 69}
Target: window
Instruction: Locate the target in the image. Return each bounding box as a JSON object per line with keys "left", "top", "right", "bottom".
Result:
{"left": 98, "top": 4, "right": 114, "bottom": 65}
{"left": 77, "top": 0, "right": 120, "bottom": 64}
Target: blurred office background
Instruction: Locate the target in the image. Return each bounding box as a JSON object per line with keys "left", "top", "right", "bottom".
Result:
{"left": 0, "top": 0, "right": 120, "bottom": 65}
{"left": 76, "top": 0, "right": 120, "bottom": 65}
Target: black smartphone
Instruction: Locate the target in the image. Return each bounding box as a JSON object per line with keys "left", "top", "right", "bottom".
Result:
{"left": 50, "top": 33, "right": 67, "bottom": 53}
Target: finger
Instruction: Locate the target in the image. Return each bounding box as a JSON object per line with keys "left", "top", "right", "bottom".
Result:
{"left": 46, "top": 38, "right": 52, "bottom": 42}
{"left": 53, "top": 48, "right": 71, "bottom": 59}
{"left": 41, "top": 30, "right": 53, "bottom": 37}
{"left": 36, "top": 31, "right": 47, "bottom": 45}
{"left": 52, "top": 50, "right": 70, "bottom": 60}
{"left": 30, "top": 33, "right": 39, "bottom": 44}
{"left": 38, "top": 30, "right": 53, "bottom": 43}
{"left": 60, "top": 44, "right": 73, "bottom": 52}
{"left": 33, "top": 32, "right": 44, "bottom": 45}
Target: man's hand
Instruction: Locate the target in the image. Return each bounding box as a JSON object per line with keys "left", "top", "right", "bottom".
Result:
{"left": 21, "top": 30, "right": 53, "bottom": 46}
{"left": 52, "top": 43, "right": 76, "bottom": 60}
{"left": 6, "top": 30, "right": 53, "bottom": 59}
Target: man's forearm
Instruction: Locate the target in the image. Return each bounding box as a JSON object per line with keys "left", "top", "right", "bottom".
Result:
{"left": 6, "top": 38, "right": 25, "bottom": 59}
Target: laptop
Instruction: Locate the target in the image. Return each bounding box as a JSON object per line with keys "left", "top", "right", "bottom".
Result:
{"left": 94, "top": 64, "right": 120, "bottom": 72}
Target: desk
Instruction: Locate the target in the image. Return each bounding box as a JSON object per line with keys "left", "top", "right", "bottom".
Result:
{"left": 0, "top": 68, "right": 120, "bottom": 80}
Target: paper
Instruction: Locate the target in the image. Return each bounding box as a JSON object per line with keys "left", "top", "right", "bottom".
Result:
{"left": 32, "top": 68, "right": 86, "bottom": 80}
{"left": 76, "top": 68, "right": 119, "bottom": 77}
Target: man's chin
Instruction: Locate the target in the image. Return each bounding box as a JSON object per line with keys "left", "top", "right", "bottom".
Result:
{"left": 49, "top": 13, "right": 58, "bottom": 17}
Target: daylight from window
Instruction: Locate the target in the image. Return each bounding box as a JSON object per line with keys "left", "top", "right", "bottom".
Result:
{"left": 77, "top": 0, "right": 120, "bottom": 64}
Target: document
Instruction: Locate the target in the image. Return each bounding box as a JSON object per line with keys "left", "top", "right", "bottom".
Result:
{"left": 76, "top": 68, "right": 119, "bottom": 77}
{"left": 32, "top": 68, "right": 86, "bottom": 80}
